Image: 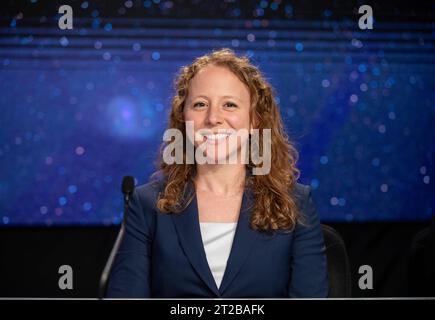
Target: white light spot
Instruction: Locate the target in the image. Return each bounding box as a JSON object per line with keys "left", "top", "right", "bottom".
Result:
{"left": 75, "top": 146, "right": 85, "bottom": 155}
{"left": 322, "top": 79, "right": 330, "bottom": 88}
{"left": 94, "top": 41, "right": 102, "bottom": 50}
{"left": 330, "top": 197, "right": 339, "bottom": 206}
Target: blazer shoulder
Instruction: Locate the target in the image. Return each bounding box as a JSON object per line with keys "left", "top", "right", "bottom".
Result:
{"left": 291, "top": 182, "right": 312, "bottom": 210}
{"left": 135, "top": 178, "right": 165, "bottom": 194}
{"left": 291, "top": 182, "right": 323, "bottom": 230}
{"left": 133, "top": 178, "right": 166, "bottom": 210}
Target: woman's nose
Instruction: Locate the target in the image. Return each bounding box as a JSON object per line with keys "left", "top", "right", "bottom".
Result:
{"left": 205, "top": 105, "right": 223, "bottom": 126}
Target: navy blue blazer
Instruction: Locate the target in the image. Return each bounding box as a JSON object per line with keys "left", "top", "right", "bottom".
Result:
{"left": 107, "top": 178, "right": 328, "bottom": 298}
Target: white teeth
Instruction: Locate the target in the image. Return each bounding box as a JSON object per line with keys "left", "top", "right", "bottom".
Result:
{"left": 205, "top": 133, "right": 230, "bottom": 140}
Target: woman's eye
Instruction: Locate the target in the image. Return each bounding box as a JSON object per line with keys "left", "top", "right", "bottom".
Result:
{"left": 193, "top": 102, "right": 206, "bottom": 108}
{"left": 225, "top": 102, "right": 237, "bottom": 108}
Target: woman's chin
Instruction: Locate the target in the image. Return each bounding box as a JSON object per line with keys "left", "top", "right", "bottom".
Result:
{"left": 203, "top": 149, "right": 241, "bottom": 164}
{"left": 203, "top": 154, "right": 229, "bottom": 165}
{"left": 194, "top": 143, "right": 244, "bottom": 165}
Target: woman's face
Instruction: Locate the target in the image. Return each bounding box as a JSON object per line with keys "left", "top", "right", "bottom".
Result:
{"left": 184, "top": 65, "right": 252, "bottom": 164}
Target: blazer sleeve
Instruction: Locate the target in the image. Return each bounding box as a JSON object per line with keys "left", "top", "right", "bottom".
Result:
{"left": 106, "top": 187, "right": 154, "bottom": 298}
{"left": 288, "top": 185, "right": 329, "bottom": 297}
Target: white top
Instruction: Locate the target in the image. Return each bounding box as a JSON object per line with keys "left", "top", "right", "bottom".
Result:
{"left": 199, "top": 222, "right": 238, "bottom": 289}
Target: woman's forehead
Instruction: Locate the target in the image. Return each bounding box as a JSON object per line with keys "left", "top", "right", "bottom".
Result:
{"left": 188, "top": 65, "right": 250, "bottom": 100}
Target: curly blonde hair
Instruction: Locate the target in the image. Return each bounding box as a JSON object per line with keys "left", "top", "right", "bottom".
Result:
{"left": 152, "top": 48, "right": 301, "bottom": 231}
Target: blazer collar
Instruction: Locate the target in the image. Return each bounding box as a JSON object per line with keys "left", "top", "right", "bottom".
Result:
{"left": 218, "top": 187, "right": 260, "bottom": 295}
{"left": 170, "top": 179, "right": 260, "bottom": 297}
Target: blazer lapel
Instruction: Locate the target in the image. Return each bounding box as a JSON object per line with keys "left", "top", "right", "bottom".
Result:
{"left": 171, "top": 182, "right": 220, "bottom": 296}
{"left": 218, "top": 187, "right": 260, "bottom": 295}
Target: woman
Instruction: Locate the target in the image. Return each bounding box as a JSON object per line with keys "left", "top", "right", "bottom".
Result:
{"left": 107, "top": 48, "right": 328, "bottom": 298}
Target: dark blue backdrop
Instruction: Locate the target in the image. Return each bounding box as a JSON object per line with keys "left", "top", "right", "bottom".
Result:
{"left": 0, "top": 1, "right": 434, "bottom": 225}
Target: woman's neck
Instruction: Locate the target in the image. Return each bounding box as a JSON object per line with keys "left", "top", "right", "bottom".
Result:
{"left": 194, "top": 164, "right": 246, "bottom": 196}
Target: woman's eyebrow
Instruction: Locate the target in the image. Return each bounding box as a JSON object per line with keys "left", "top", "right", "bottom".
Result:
{"left": 221, "top": 95, "right": 243, "bottom": 102}
{"left": 190, "top": 95, "right": 243, "bottom": 102}
{"left": 190, "top": 95, "right": 209, "bottom": 101}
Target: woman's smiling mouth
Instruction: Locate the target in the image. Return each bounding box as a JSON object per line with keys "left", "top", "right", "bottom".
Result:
{"left": 199, "top": 131, "right": 234, "bottom": 145}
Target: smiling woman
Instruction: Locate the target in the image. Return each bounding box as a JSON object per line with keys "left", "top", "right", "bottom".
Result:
{"left": 161, "top": 123, "right": 271, "bottom": 173}
{"left": 107, "top": 48, "right": 328, "bottom": 298}
{"left": 184, "top": 64, "right": 252, "bottom": 164}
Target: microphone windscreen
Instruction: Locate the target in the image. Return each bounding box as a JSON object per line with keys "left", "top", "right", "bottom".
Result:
{"left": 121, "top": 176, "right": 135, "bottom": 195}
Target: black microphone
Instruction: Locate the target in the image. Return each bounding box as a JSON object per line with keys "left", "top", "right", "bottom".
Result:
{"left": 121, "top": 176, "right": 135, "bottom": 212}
{"left": 98, "top": 176, "right": 135, "bottom": 299}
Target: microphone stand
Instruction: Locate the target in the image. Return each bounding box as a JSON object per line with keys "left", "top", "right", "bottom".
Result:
{"left": 98, "top": 177, "right": 134, "bottom": 299}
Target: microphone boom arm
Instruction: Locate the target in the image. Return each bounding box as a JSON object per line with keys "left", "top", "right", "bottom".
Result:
{"left": 98, "top": 176, "right": 135, "bottom": 299}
